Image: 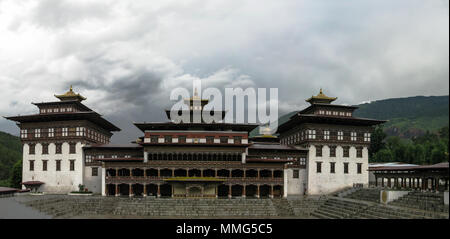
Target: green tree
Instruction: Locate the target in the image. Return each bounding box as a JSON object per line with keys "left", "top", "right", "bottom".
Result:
{"left": 369, "top": 126, "right": 386, "bottom": 158}
{"left": 412, "top": 144, "right": 426, "bottom": 165}
{"left": 404, "top": 144, "right": 415, "bottom": 164}
{"left": 9, "top": 159, "right": 22, "bottom": 189}
{"left": 372, "top": 149, "right": 394, "bottom": 162}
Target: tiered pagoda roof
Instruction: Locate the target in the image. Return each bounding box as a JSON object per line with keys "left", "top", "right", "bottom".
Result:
{"left": 4, "top": 86, "right": 120, "bottom": 132}
{"left": 277, "top": 89, "right": 386, "bottom": 134}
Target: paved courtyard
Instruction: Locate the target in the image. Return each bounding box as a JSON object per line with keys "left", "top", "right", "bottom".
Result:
{"left": 0, "top": 196, "right": 52, "bottom": 219}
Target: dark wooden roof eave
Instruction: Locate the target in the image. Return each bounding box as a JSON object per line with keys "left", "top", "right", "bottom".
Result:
{"left": 299, "top": 104, "right": 359, "bottom": 114}
{"left": 248, "top": 143, "right": 308, "bottom": 152}
{"left": 369, "top": 163, "right": 449, "bottom": 172}
{"left": 137, "top": 142, "right": 249, "bottom": 148}
{"left": 32, "top": 100, "right": 93, "bottom": 112}
{"left": 277, "top": 114, "right": 387, "bottom": 134}
{"left": 93, "top": 157, "right": 144, "bottom": 162}
{"left": 83, "top": 144, "right": 143, "bottom": 149}
{"left": 246, "top": 158, "right": 293, "bottom": 163}
{"left": 133, "top": 122, "right": 259, "bottom": 133}
{"left": 4, "top": 112, "right": 121, "bottom": 132}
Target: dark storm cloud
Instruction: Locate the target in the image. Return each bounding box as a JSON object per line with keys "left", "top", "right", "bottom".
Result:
{"left": 0, "top": 0, "right": 448, "bottom": 143}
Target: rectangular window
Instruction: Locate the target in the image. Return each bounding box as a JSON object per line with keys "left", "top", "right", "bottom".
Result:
{"left": 35, "top": 129, "right": 41, "bottom": 138}
{"left": 55, "top": 143, "right": 62, "bottom": 154}
{"left": 69, "top": 143, "right": 76, "bottom": 154}
{"left": 21, "top": 129, "right": 28, "bottom": 138}
{"left": 343, "top": 146, "right": 350, "bottom": 157}
{"left": 329, "top": 146, "right": 336, "bottom": 157}
{"left": 233, "top": 136, "right": 242, "bottom": 144}
{"left": 220, "top": 136, "right": 228, "bottom": 144}
{"left": 164, "top": 135, "right": 172, "bottom": 143}
{"left": 315, "top": 145, "right": 323, "bottom": 157}
{"left": 29, "top": 144, "right": 35, "bottom": 155}
{"left": 42, "top": 143, "right": 49, "bottom": 154}
{"left": 357, "top": 163, "right": 362, "bottom": 174}
{"left": 323, "top": 130, "right": 330, "bottom": 140}
{"left": 293, "top": 170, "right": 299, "bottom": 178}
{"left": 178, "top": 136, "right": 186, "bottom": 143}
{"left": 70, "top": 160, "right": 75, "bottom": 171}
{"left": 299, "top": 157, "right": 306, "bottom": 166}
{"left": 330, "top": 162, "right": 335, "bottom": 174}
{"left": 76, "top": 127, "right": 85, "bottom": 136}
{"left": 351, "top": 132, "right": 357, "bottom": 141}
{"left": 56, "top": 160, "right": 61, "bottom": 171}
{"left": 48, "top": 128, "right": 54, "bottom": 137}
{"left": 357, "top": 147, "right": 363, "bottom": 158}
{"left": 62, "top": 128, "right": 68, "bottom": 137}
{"left": 206, "top": 136, "right": 214, "bottom": 144}
{"left": 364, "top": 133, "right": 371, "bottom": 142}
{"left": 308, "top": 130, "right": 316, "bottom": 139}
{"left": 92, "top": 167, "right": 98, "bottom": 176}
{"left": 337, "top": 131, "right": 344, "bottom": 140}
{"left": 29, "top": 160, "right": 34, "bottom": 171}
{"left": 344, "top": 163, "right": 349, "bottom": 174}
{"left": 42, "top": 160, "right": 47, "bottom": 171}
{"left": 316, "top": 162, "right": 322, "bottom": 173}
{"left": 85, "top": 155, "right": 92, "bottom": 163}
{"left": 150, "top": 135, "right": 159, "bottom": 143}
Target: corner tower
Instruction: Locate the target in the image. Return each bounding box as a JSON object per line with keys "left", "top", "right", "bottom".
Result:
{"left": 5, "top": 86, "right": 120, "bottom": 193}
{"left": 277, "top": 89, "right": 386, "bottom": 195}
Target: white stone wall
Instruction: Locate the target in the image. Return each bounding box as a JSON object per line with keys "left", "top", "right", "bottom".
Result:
{"left": 285, "top": 168, "right": 307, "bottom": 196}
{"left": 83, "top": 166, "right": 102, "bottom": 194}
{"left": 306, "top": 145, "right": 369, "bottom": 195}
{"left": 22, "top": 142, "right": 85, "bottom": 193}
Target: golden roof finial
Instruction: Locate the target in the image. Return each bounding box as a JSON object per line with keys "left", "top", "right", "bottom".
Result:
{"left": 305, "top": 88, "right": 337, "bottom": 104}
{"left": 54, "top": 85, "right": 86, "bottom": 101}
{"left": 194, "top": 87, "right": 198, "bottom": 97}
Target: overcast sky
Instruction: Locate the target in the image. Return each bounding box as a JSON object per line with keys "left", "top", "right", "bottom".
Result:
{"left": 0, "top": 0, "right": 448, "bottom": 143}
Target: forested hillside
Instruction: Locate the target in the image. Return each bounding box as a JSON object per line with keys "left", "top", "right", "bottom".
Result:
{"left": 354, "top": 95, "right": 449, "bottom": 138}
{"left": 0, "top": 131, "right": 22, "bottom": 187}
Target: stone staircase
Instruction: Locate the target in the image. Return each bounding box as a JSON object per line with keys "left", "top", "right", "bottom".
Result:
{"left": 18, "top": 195, "right": 281, "bottom": 218}
{"left": 309, "top": 196, "right": 449, "bottom": 219}
{"left": 310, "top": 197, "right": 370, "bottom": 219}
{"left": 342, "top": 188, "right": 381, "bottom": 203}
{"left": 271, "top": 198, "right": 295, "bottom": 217}
{"left": 287, "top": 196, "right": 326, "bottom": 218}
{"left": 389, "top": 191, "right": 449, "bottom": 213}
{"left": 15, "top": 193, "right": 449, "bottom": 219}
{"left": 355, "top": 204, "right": 448, "bottom": 219}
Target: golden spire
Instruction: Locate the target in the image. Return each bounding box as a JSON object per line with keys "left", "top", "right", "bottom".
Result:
{"left": 54, "top": 85, "right": 86, "bottom": 102}
{"left": 183, "top": 87, "right": 209, "bottom": 103}
{"left": 305, "top": 88, "right": 337, "bottom": 104}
